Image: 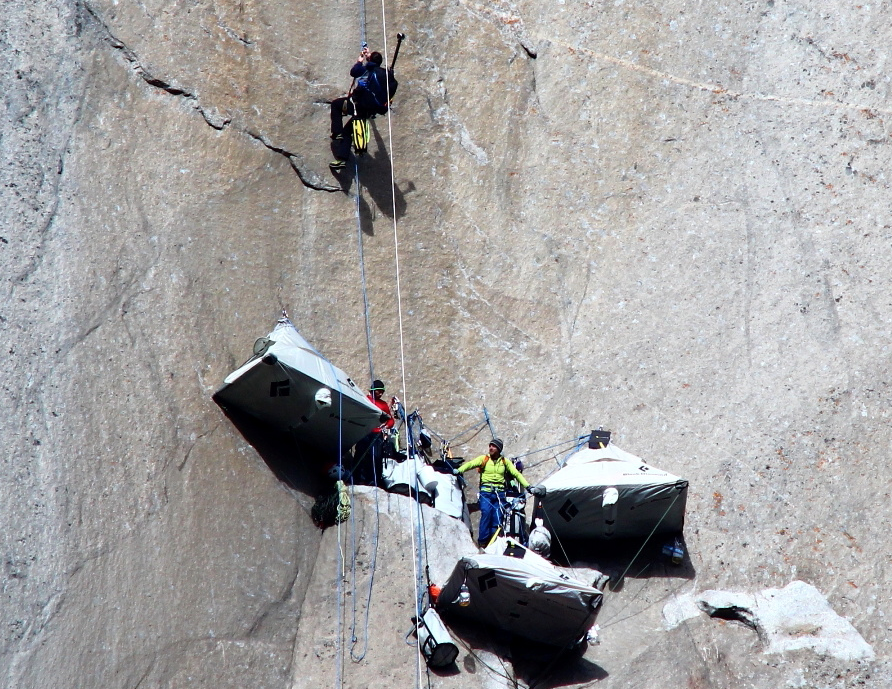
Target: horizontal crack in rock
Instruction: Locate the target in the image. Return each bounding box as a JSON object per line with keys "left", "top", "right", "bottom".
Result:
{"left": 697, "top": 598, "right": 759, "bottom": 633}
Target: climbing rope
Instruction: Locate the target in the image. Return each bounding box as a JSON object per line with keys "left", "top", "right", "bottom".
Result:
{"left": 329, "top": 9, "right": 433, "bottom": 683}
{"left": 401, "top": 422, "right": 426, "bottom": 688}
{"left": 349, "top": 473, "right": 381, "bottom": 661}
{"left": 354, "top": 172, "right": 375, "bottom": 382}
{"left": 407, "top": 419, "right": 433, "bottom": 599}
{"left": 331, "top": 0, "right": 382, "bottom": 674}
{"left": 597, "top": 562, "right": 658, "bottom": 630}
{"left": 511, "top": 434, "right": 589, "bottom": 469}
{"left": 263, "top": 324, "right": 352, "bottom": 686}
{"left": 373, "top": 7, "right": 427, "bottom": 688}
{"left": 606, "top": 489, "right": 682, "bottom": 592}
{"left": 333, "top": 372, "right": 345, "bottom": 689}
{"left": 450, "top": 636, "right": 517, "bottom": 685}
{"left": 358, "top": 0, "right": 367, "bottom": 46}
{"left": 442, "top": 417, "right": 490, "bottom": 446}
{"left": 538, "top": 483, "right": 684, "bottom": 592}
{"left": 539, "top": 502, "right": 586, "bottom": 581}
{"left": 268, "top": 318, "right": 352, "bottom": 689}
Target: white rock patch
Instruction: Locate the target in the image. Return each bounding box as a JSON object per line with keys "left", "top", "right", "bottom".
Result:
{"left": 662, "top": 580, "right": 874, "bottom": 662}
{"left": 661, "top": 590, "right": 701, "bottom": 630}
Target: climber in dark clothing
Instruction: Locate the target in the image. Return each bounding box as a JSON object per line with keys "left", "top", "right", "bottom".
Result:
{"left": 330, "top": 47, "right": 396, "bottom": 168}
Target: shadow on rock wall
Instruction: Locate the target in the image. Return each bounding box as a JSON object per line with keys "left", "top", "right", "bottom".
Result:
{"left": 433, "top": 617, "right": 608, "bottom": 688}
{"left": 558, "top": 534, "right": 696, "bottom": 590}
{"left": 330, "top": 122, "right": 416, "bottom": 235}
{"left": 213, "top": 401, "right": 328, "bottom": 497}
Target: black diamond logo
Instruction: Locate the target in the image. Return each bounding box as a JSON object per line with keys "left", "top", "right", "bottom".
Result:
{"left": 558, "top": 499, "right": 579, "bottom": 522}
{"left": 269, "top": 380, "right": 290, "bottom": 397}
{"left": 478, "top": 571, "right": 498, "bottom": 592}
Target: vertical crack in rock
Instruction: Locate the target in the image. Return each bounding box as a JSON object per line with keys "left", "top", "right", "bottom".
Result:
{"left": 178, "top": 425, "right": 220, "bottom": 471}
{"left": 819, "top": 261, "right": 842, "bottom": 337}
{"left": 5, "top": 591, "right": 68, "bottom": 687}
{"left": 57, "top": 245, "right": 161, "bottom": 358}
{"left": 11, "top": 195, "right": 61, "bottom": 288}
{"left": 458, "top": 0, "right": 538, "bottom": 60}
{"left": 246, "top": 561, "right": 300, "bottom": 638}
{"left": 131, "top": 656, "right": 157, "bottom": 689}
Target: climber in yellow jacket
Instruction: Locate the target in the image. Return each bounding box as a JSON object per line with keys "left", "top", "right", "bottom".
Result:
{"left": 454, "top": 438, "right": 546, "bottom": 548}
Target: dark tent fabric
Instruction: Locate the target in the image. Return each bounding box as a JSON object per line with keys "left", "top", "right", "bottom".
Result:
{"left": 539, "top": 443, "right": 688, "bottom": 540}
{"left": 215, "top": 316, "right": 382, "bottom": 457}
{"left": 437, "top": 553, "right": 601, "bottom": 647}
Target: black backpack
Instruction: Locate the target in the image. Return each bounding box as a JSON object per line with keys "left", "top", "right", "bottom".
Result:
{"left": 358, "top": 67, "right": 398, "bottom": 112}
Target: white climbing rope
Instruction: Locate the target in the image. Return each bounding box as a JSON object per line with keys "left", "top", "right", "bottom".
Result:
{"left": 378, "top": 9, "right": 426, "bottom": 689}
{"left": 354, "top": 161, "right": 376, "bottom": 382}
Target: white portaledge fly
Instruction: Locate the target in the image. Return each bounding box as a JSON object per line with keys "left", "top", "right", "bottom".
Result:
{"left": 437, "top": 544, "right": 603, "bottom": 648}
{"left": 538, "top": 435, "right": 689, "bottom": 541}
{"left": 214, "top": 313, "right": 384, "bottom": 458}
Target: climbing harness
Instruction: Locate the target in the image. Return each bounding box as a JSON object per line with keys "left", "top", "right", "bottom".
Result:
{"left": 482, "top": 492, "right": 528, "bottom": 548}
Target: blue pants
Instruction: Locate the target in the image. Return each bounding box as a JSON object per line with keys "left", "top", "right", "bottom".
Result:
{"left": 478, "top": 490, "right": 506, "bottom": 547}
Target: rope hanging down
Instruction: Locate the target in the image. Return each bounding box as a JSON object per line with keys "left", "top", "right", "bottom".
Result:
{"left": 333, "top": 6, "right": 424, "bottom": 684}
{"left": 349, "top": 476, "right": 381, "bottom": 661}
{"left": 354, "top": 170, "right": 375, "bottom": 382}
{"left": 607, "top": 489, "right": 683, "bottom": 591}
{"left": 375, "top": 12, "right": 428, "bottom": 689}
{"left": 330, "top": 11, "right": 427, "bottom": 685}
{"left": 329, "top": 358, "right": 347, "bottom": 689}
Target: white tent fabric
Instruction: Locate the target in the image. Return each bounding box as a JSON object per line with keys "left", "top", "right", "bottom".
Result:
{"left": 419, "top": 465, "right": 466, "bottom": 520}
{"left": 381, "top": 455, "right": 433, "bottom": 504}
{"left": 437, "top": 549, "right": 602, "bottom": 647}
{"left": 539, "top": 442, "right": 688, "bottom": 540}
{"left": 381, "top": 457, "right": 470, "bottom": 523}
{"left": 214, "top": 316, "right": 383, "bottom": 457}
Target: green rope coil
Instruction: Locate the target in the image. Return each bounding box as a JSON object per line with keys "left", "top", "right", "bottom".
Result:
{"left": 312, "top": 480, "right": 352, "bottom": 528}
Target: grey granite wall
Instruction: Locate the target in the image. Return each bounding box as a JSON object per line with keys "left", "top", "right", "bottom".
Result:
{"left": 2, "top": 0, "right": 890, "bottom": 687}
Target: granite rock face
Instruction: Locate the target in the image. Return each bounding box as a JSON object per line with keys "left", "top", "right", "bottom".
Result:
{"left": 3, "top": 0, "right": 892, "bottom": 687}
{"left": 697, "top": 581, "right": 875, "bottom": 661}
{"left": 665, "top": 581, "right": 875, "bottom": 661}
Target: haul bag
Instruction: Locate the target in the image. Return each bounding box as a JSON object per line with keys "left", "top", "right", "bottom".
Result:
{"left": 417, "top": 607, "right": 458, "bottom": 668}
